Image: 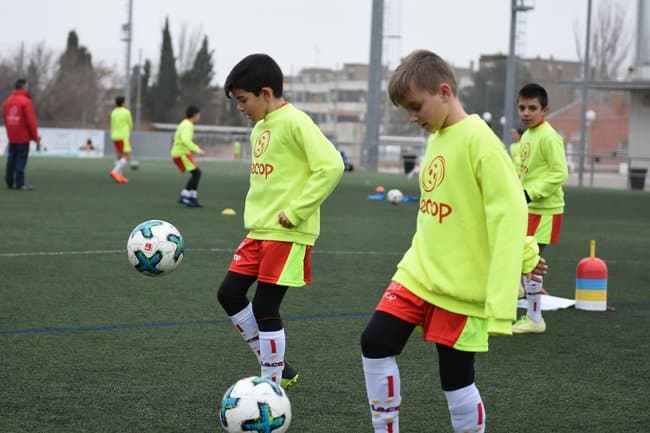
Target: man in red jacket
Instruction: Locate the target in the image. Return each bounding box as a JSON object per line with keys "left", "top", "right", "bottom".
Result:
{"left": 3, "top": 78, "right": 41, "bottom": 190}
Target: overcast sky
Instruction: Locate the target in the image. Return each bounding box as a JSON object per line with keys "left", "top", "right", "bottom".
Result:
{"left": 0, "top": 0, "right": 637, "bottom": 85}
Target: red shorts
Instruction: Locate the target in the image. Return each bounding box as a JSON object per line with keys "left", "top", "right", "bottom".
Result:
{"left": 228, "top": 238, "right": 313, "bottom": 287}
{"left": 172, "top": 154, "right": 198, "bottom": 173}
{"left": 527, "top": 213, "right": 563, "bottom": 245}
{"left": 113, "top": 140, "right": 124, "bottom": 153}
{"left": 376, "top": 281, "right": 476, "bottom": 349}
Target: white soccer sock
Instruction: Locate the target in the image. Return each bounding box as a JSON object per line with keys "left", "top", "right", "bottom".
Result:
{"left": 229, "top": 303, "right": 261, "bottom": 362}
{"left": 525, "top": 276, "right": 543, "bottom": 323}
{"left": 181, "top": 189, "right": 191, "bottom": 198}
{"left": 259, "top": 329, "right": 285, "bottom": 384}
{"left": 189, "top": 190, "right": 198, "bottom": 198}
{"left": 116, "top": 157, "right": 127, "bottom": 174}
{"left": 444, "top": 383, "right": 486, "bottom": 433}
{"left": 362, "top": 356, "right": 401, "bottom": 433}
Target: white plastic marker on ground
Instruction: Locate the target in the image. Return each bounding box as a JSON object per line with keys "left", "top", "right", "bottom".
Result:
{"left": 518, "top": 294, "right": 575, "bottom": 311}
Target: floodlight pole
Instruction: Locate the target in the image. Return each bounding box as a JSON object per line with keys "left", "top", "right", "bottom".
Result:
{"left": 122, "top": 0, "right": 134, "bottom": 107}
{"left": 502, "top": 0, "right": 533, "bottom": 148}
{"left": 363, "top": 0, "right": 384, "bottom": 172}
{"left": 577, "top": 0, "right": 593, "bottom": 187}
{"left": 135, "top": 49, "right": 142, "bottom": 130}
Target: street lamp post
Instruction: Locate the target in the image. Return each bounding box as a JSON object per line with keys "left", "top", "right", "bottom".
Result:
{"left": 363, "top": 0, "right": 384, "bottom": 172}
{"left": 578, "top": 0, "right": 594, "bottom": 187}
{"left": 122, "top": 0, "right": 133, "bottom": 108}
{"left": 585, "top": 109, "right": 597, "bottom": 186}
{"left": 502, "top": 0, "right": 534, "bottom": 149}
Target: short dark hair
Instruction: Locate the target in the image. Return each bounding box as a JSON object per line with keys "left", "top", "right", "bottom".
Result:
{"left": 185, "top": 105, "right": 200, "bottom": 118}
{"left": 224, "top": 53, "right": 283, "bottom": 99}
{"left": 518, "top": 83, "right": 548, "bottom": 108}
{"left": 14, "top": 78, "right": 27, "bottom": 90}
{"left": 115, "top": 96, "right": 125, "bottom": 106}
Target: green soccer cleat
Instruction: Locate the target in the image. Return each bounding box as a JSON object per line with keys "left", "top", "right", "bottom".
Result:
{"left": 512, "top": 315, "right": 546, "bottom": 334}
{"left": 281, "top": 362, "right": 299, "bottom": 389}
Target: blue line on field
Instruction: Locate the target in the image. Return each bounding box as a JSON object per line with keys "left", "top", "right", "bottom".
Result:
{"left": 0, "top": 312, "right": 371, "bottom": 336}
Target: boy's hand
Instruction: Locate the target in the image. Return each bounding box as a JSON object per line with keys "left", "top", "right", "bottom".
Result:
{"left": 278, "top": 212, "right": 294, "bottom": 228}
{"left": 524, "top": 257, "right": 548, "bottom": 282}
{"left": 198, "top": 149, "right": 206, "bottom": 156}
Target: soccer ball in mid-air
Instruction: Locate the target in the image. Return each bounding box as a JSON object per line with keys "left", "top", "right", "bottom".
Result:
{"left": 129, "top": 160, "right": 140, "bottom": 170}
{"left": 126, "top": 220, "right": 184, "bottom": 276}
{"left": 386, "top": 188, "right": 404, "bottom": 204}
{"left": 220, "top": 376, "right": 292, "bottom": 433}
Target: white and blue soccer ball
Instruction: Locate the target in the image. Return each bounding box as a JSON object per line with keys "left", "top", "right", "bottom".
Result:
{"left": 386, "top": 188, "right": 404, "bottom": 204}
{"left": 220, "top": 376, "right": 292, "bottom": 433}
{"left": 126, "top": 220, "right": 184, "bottom": 276}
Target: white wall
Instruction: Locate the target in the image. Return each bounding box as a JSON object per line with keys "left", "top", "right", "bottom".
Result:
{"left": 1, "top": 127, "right": 106, "bottom": 158}
{"left": 629, "top": 91, "right": 650, "bottom": 168}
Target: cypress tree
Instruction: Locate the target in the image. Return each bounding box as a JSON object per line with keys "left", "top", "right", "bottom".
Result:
{"left": 150, "top": 18, "right": 179, "bottom": 122}
{"left": 180, "top": 36, "right": 216, "bottom": 121}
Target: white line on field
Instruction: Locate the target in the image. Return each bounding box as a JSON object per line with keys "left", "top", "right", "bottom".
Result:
{"left": 0, "top": 248, "right": 403, "bottom": 257}
{"left": 0, "top": 248, "right": 637, "bottom": 264}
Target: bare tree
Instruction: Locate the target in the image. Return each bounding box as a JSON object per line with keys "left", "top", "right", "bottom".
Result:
{"left": 91, "top": 63, "right": 118, "bottom": 128}
{"left": 0, "top": 48, "right": 25, "bottom": 99}
{"left": 176, "top": 22, "right": 203, "bottom": 73}
{"left": 1, "top": 38, "right": 119, "bottom": 128}
{"left": 574, "top": 0, "right": 632, "bottom": 80}
{"left": 0, "top": 42, "right": 57, "bottom": 114}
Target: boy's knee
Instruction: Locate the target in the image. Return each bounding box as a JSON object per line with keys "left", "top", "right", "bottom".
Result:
{"left": 217, "top": 281, "right": 248, "bottom": 315}
{"left": 361, "top": 327, "right": 399, "bottom": 358}
{"left": 216, "top": 284, "right": 229, "bottom": 306}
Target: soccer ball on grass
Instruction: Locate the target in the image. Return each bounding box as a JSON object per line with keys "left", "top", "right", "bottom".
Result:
{"left": 220, "top": 376, "right": 292, "bottom": 433}
{"left": 386, "top": 188, "right": 404, "bottom": 204}
{"left": 126, "top": 220, "right": 184, "bottom": 276}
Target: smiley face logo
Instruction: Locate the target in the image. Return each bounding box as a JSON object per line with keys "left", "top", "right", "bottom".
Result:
{"left": 254, "top": 130, "right": 271, "bottom": 158}
{"left": 422, "top": 155, "right": 446, "bottom": 192}
{"left": 520, "top": 141, "right": 530, "bottom": 162}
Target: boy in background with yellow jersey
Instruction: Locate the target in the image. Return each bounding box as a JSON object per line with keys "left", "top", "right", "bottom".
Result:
{"left": 510, "top": 127, "right": 524, "bottom": 173}
{"left": 217, "top": 54, "right": 344, "bottom": 388}
{"left": 171, "top": 105, "right": 205, "bottom": 207}
{"left": 360, "top": 50, "right": 537, "bottom": 433}
{"left": 109, "top": 96, "right": 133, "bottom": 183}
{"left": 512, "top": 83, "right": 568, "bottom": 334}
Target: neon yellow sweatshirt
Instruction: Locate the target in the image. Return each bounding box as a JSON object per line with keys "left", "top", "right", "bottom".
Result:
{"left": 171, "top": 119, "right": 201, "bottom": 157}
{"left": 522, "top": 236, "right": 540, "bottom": 273}
{"left": 520, "top": 121, "right": 568, "bottom": 214}
{"left": 393, "top": 114, "right": 528, "bottom": 336}
{"left": 510, "top": 141, "right": 521, "bottom": 173}
{"left": 110, "top": 106, "right": 132, "bottom": 145}
{"left": 244, "top": 103, "right": 344, "bottom": 245}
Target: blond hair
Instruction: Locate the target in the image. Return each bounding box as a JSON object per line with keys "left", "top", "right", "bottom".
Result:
{"left": 388, "top": 50, "right": 458, "bottom": 106}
